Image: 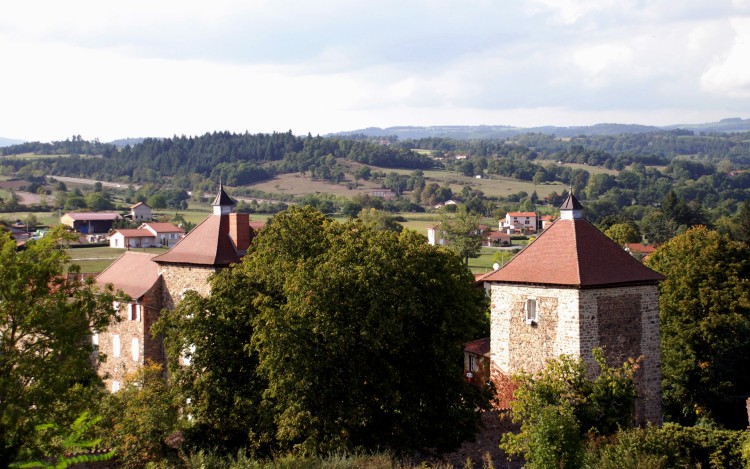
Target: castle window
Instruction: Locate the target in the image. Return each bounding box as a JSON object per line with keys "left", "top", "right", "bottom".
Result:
{"left": 525, "top": 298, "right": 537, "bottom": 324}
{"left": 132, "top": 337, "right": 139, "bottom": 362}
{"left": 112, "top": 334, "right": 120, "bottom": 358}
{"left": 469, "top": 355, "right": 477, "bottom": 372}
{"left": 111, "top": 380, "right": 120, "bottom": 393}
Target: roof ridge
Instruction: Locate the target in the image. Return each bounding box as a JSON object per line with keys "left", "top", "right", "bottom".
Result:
{"left": 572, "top": 219, "right": 582, "bottom": 284}
{"left": 152, "top": 213, "right": 214, "bottom": 262}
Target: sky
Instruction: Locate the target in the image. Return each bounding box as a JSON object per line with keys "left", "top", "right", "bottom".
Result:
{"left": 1, "top": 0, "right": 749, "bottom": 142}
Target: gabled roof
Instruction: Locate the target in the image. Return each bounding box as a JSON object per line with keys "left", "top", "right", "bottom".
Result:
{"left": 131, "top": 202, "right": 150, "bottom": 209}
{"left": 464, "top": 337, "right": 490, "bottom": 356}
{"left": 507, "top": 211, "right": 536, "bottom": 217}
{"left": 112, "top": 229, "right": 152, "bottom": 238}
{"left": 152, "top": 214, "right": 239, "bottom": 266}
{"left": 625, "top": 243, "right": 656, "bottom": 254}
{"left": 96, "top": 252, "right": 160, "bottom": 299}
{"left": 63, "top": 212, "right": 122, "bottom": 221}
{"left": 140, "top": 222, "right": 185, "bottom": 233}
{"left": 481, "top": 195, "right": 664, "bottom": 288}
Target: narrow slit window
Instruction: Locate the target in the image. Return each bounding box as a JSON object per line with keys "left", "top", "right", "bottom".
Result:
{"left": 525, "top": 298, "right": 537, "bottom": 323}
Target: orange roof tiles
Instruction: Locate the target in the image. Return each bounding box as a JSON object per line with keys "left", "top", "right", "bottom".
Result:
{"left": 112, "top": 229, "right": 152, "bottom": 237}
{"left": 480, "top": 217, "right": 665, "bottom": 288}
{"left": 141, "top": 222, "right": 185, "bottom": 233}
{"left": 508, "top": 212, "right": 536, "bottom": 217}
{"left": 152, "top": 214, "right": 240, "bottom": 266}
{"left": 96, "top": 252, "right": 160, "bottom": 299}
{"left": 464, "top": 337, "right": 490, "bottom": 356}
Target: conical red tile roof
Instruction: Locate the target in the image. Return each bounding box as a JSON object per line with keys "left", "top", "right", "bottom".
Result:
{"left": 152, "top": 214, "right": 240, "bottom": 266}
{"left": 481, "top": 200, "right": 664, "bottom": 288}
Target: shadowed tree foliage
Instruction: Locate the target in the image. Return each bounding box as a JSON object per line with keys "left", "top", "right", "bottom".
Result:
{"left": 646, "top": 226, "right": 750, "bottom": 428}
{"left": 0, "top": 228, "right": 124, "bottom": 466}
{"left": 159, "top": 206, "right": 489, "bottom": 456}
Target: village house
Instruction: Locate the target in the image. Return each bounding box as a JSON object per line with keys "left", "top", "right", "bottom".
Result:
{"left": 371, "top": 189, "right": 396, "bottom": 200}
{"left": 500, "top": 211, "right": 537, "bottom": 235}
{"left": 463, "top": 337, "right": 490, "bottom": 387}
{"left": 478, "top": 194, "right": 664, "bottom": 424}
{"left": 130, "top": 202, "right": 152, "bottom": 222}
{"left": 624, "top": 242, "right": 657, "bottom": 261}
{"left": 95, "top": 186, "right": 263, "bottom": 392}
{"left": 61, "top": 212, "right": 122, "bottom": 234}
{"left": 108, "top": 222, "right": 185, "bottom": 249}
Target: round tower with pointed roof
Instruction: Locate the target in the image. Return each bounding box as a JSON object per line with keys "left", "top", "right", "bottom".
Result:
{"left": 482, "top": 193, "right": 663, "bottom": 424}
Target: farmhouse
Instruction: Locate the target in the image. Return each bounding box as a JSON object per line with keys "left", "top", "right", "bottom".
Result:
{"left": 108, "top": 222, "right": 185, "bottom": 249}
{"left": 61, "top": 212, "right": 122, "bottom": 234}
{"left": 500, "top": 211, "right": 537, "bottom": 235}
{"left": 95, "top": 185, "right": 263, "bottom": 391}
{"left": 130, "top": 202, "right": 152, "bottom": 222}
{"left": 479, "top": 194, "right": 664, "bottom": 424}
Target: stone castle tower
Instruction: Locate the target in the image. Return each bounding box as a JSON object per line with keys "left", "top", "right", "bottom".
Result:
{"left": 95, "top": 185, "right": 262, "bottom": 391}
{"left": 480, "top": 193, "right": 664, "bottom": 423}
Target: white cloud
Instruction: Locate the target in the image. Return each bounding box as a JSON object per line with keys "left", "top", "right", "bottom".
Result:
{"left": 700, "top": 17, "right": 750, "bottom": 97}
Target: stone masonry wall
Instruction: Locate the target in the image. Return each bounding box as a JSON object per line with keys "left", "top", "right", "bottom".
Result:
{"left": 490, "top": 284, "right": 581, "bottom": 376}
{"left": 579, "top": 285, "right": 662, "bottom": 425}
{"left": 158, "top": 264, "right": 216, "bottom": 311}
{"left": 97, "top": 278, "right": 163, "bottom": 392}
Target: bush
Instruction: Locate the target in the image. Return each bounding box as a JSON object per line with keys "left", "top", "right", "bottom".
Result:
{"left": 587, "top": 423, "right": 749, "bottom": 469}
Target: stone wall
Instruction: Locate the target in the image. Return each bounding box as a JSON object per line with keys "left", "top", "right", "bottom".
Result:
{"left": 579, "top": 285, "right": 661, "bottom": 425}
{"left": 97, "top": 278, "right": 163, "bottom": 392}
{"left": 158, "top": 263, "right": 217, "bottom": 311}
{"left": 490, "top": 284, "right": 581, "bottom": 375}
{"left": 489, "top": 282, "right": 662, "bottom": 425}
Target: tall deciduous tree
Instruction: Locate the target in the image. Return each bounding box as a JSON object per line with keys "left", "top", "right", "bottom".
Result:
{"left": 248, "top": 206, "right": 489, "bottom": 454}
{"left": 160, "top": 206, "right": 489, "bottom": 456}
{"left": 0, "top": 229, "right": 122, "bottom": 466}
{"left": 645, "top": 226, "right": 750, "bottom": 428}
{"left": 438, "top": 205, "right": 483, "bottom": 265}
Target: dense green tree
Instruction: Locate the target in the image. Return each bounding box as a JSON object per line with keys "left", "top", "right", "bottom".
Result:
{"left": 99, "top": 363, "right": 181, "bottom": 468}
{"left": 357, "top": 208, "right": 404, "bottom": 232}
{"left": 437, "top": 206, "right": 483, "bottom": 265}
{"left": 245, "top": 206, "right": 488, "bottom": 454}
{"left": 641, "top": 210, "right": 679, "bottom": 245}
{"left": 604, "top": 222, "right": 641, "bottom": 246}
{"left": 0, "top": 228, "right": 124, "bottom": 466}
{"left": 500, "top": 350, "right": 639, "bottom": 468}
{"left": 645, "top": 226, "right": 750, "bottom": 428}
{"left": 153, "top": 274, "right": 274, "bottom": 454}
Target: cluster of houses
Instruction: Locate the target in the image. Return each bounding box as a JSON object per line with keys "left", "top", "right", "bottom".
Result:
{"left": 87, "top": 187, "right": 663, "bottom": 426}
{"left": 60, "top": 201, "right": 188, "bottom": 247}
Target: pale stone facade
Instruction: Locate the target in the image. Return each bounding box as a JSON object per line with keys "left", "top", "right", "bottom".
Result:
{"left": 489, "top": 282, "right": 662, "bottom": 423}
{"left": 158, "top": 264, "right": 217, "bottom": 311}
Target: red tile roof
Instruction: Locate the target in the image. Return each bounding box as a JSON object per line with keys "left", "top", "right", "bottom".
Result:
{"left": 112, "top": 229, "right": 152, "bottom": 237}
{"left": 480, "top": 218, "right": 665, "bottom": 288}
{"left": 625, "top": 243, "right": 656, "bottom": 254}
{"left": 249, "top": 221, "right": 266, "bottom": 231}
{"left": 140, "top": 222, "right": 185, "bottom": 233}
{"left": 63, "top": 212, "right": 122, "bottom": 221}
{"left": 508, "top": 212, "right": 536, "bottom": 217}
{"left": 464, "top": 337, "right": 490, "bottom": 356}
{"left": 96, "top": 252, "right": 160, "bottom": 299}
{"left": 152, "top": 214, "right": 240, "bottom": 266}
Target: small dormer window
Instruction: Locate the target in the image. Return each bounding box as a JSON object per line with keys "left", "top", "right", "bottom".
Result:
{"left": 525, "top": 298, "right": 537, "bottom": 324}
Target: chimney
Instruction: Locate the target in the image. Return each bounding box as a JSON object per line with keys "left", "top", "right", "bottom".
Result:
{"left": 229, "top": 213, "right": 251, "bottom": 254}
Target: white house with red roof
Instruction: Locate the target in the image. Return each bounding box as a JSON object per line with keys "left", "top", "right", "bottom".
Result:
{"left": 479, "top": 194, "right": 664, "bottom": 424}
{"left": 500, "top": 211, "right": 537, "bottom": 234}
{"left": 108, "top": 222, "right": 185, "bottom": 249}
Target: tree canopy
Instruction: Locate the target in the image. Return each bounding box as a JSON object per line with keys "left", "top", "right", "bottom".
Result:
{"left": 157, "top": 206, "right": 489, "bottom": 455}
{"left": 0, "top": 228, "right": 123, "bottom": 465}
{"left": 646, "top": 226, "right": 750, "bottom": 428}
